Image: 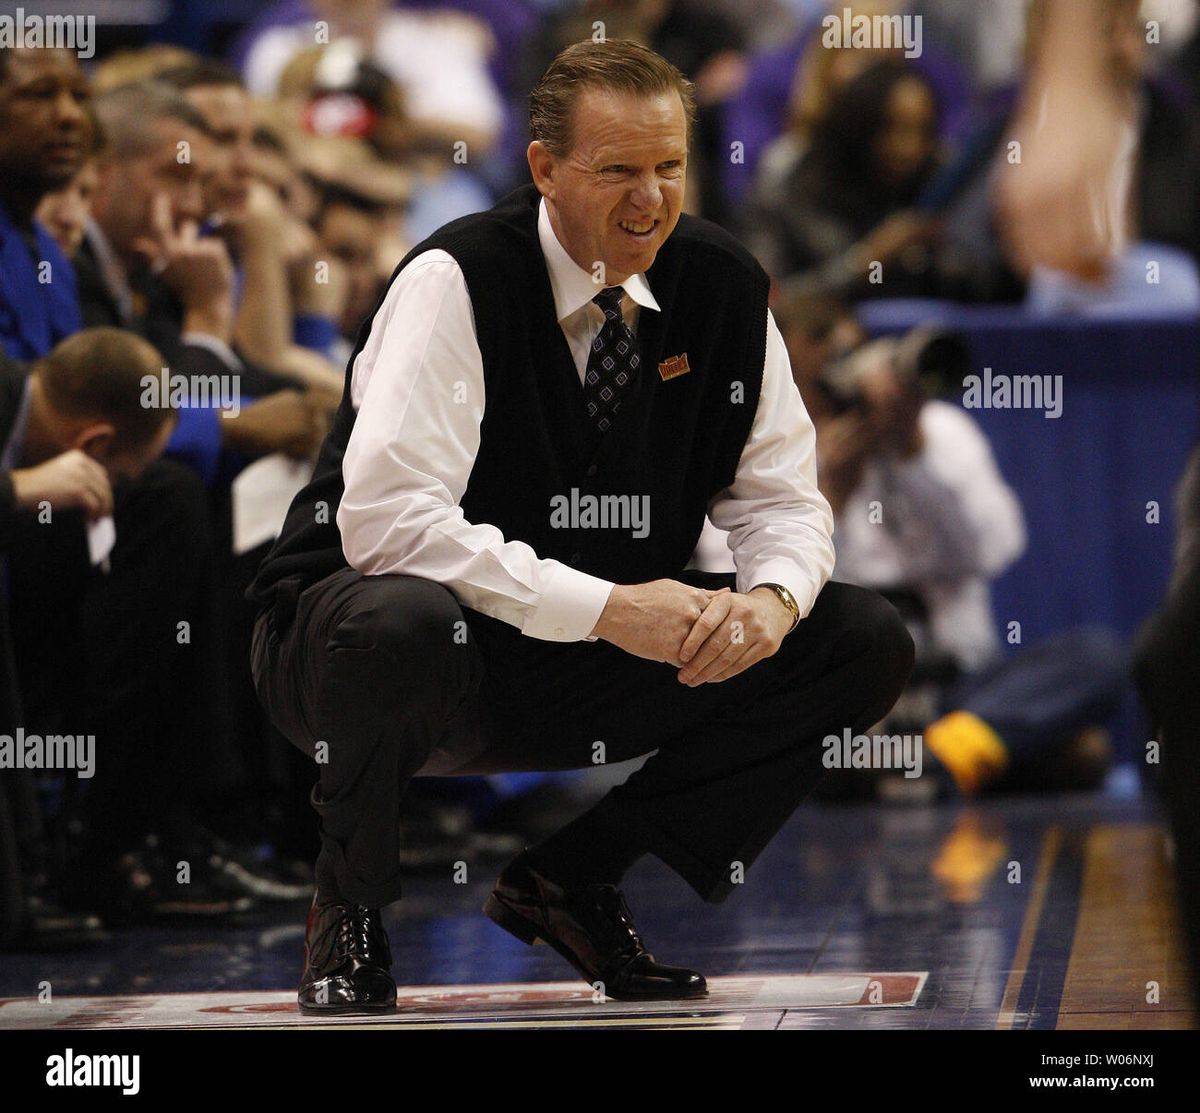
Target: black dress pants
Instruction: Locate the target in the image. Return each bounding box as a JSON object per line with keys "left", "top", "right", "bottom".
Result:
{"left": 251, "top": 568, "right": 914, "bottom": 909}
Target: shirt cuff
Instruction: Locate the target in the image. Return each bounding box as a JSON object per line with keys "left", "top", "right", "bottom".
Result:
{"left": 741, "top": 560, "right": 821, "bottom": 621}
{"left": 521, "top": 561, "right": 615, "bottom": 642}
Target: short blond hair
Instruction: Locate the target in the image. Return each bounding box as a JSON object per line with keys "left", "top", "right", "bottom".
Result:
{"left": 529, "top": 39, "right": 696, "bottom": 157}
{"left": 37, "top": 328, "right": 172, "bottom": 450}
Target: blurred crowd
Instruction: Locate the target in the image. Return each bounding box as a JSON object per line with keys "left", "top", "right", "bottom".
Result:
{"left": 1, "top": 0, "right": 1197, "bottom": 950}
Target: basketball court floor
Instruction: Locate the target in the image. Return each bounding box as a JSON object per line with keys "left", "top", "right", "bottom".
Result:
{"left": 1, "top": 776, "right": 1193, "bottom": 1032}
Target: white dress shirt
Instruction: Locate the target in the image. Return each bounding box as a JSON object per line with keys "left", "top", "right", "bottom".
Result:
{"left": 830, "top": 400, "right": 1026, "bottom": 671}
{"left": 338, "top": 196, "right": 835, "bottom": 642}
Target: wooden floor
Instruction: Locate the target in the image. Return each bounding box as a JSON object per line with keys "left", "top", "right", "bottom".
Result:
{"left": 0, "top": 778, "right": 1194, "bottom": 1031}
{"left": 1056, "top": 825, "right": 1195, "bottom": 1029}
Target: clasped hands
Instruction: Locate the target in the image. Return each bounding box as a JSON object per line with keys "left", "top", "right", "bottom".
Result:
{"left": 589, "top": 578, "right": 795, "bottom": 686}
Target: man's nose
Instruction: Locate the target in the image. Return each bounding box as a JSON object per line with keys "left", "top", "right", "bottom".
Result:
{"left": 233, "top": 141, "right": 254, "bottom": 178}
{"left": 53, "top": 87, "right": 87, "bottom": 130}
{"left": 629, "top": 173, "right": 663, "bottom": 213}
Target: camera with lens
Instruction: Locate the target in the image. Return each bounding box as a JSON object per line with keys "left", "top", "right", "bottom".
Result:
{"left": 817, "top": 327, "right": 969, "bottom": 415}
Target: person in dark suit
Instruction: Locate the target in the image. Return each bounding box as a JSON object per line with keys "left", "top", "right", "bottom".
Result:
{"left": 249, "top": 39, "right": 914, "bottom": 1013}
{"left": 0, "top": 328, "right": 174, "bottom": 945}
{"left": 0, "top": 46, "right": 91, "bottom": 363}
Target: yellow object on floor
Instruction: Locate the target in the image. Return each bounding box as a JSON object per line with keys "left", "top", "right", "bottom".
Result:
{"left": 925, "top": 710, "right": 1010, "bottom": 796}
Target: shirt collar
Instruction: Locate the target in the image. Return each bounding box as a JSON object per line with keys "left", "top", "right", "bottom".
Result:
{"left": 537, "top": 195, "right": 660, "bottom": 322}
{"left": 84, "top": 218, "right": 134, "bottom": 325}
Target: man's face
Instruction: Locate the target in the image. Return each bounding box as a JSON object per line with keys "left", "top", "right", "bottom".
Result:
{"left": 318, "top": 201, "right": 384, "bottom": 336}
{"left": 36, "top": 159, "right": 99, "bottom": 256}
{"left": 93, "top": 118, "right": 211, "bottom": 259}
{"left": 530, "top": 88, "right": 687, "bottom": 285}
{"left": 183, "top": 83, "right": 255, "bottom": 218}
{"left": 251, "top": 142, "right": 320, "bottom": 222}
{"left": 0, "top": 48, "right": 92, "bottom": 194}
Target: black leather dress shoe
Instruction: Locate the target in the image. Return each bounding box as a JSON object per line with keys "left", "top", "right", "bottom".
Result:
{"left": 483, "top": 854, "right": 707, "bottom": 1001}
{"left": 298, "top": 897, "right": 397, "bottom": 1014}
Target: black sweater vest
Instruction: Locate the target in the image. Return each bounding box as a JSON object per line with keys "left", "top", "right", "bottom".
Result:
{"left": 247, "top": 183, "right": 769, "bottom": 619}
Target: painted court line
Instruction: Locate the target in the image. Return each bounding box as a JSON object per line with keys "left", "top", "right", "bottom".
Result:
{"left": 0, "top": 972, "right": 927, "bottom": 1029}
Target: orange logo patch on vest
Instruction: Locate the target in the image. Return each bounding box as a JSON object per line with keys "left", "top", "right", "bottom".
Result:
{"left": 657, "top": 352, "right": 691, "bottom": 381}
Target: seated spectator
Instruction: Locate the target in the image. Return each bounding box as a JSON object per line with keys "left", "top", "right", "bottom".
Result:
{"left": 237, "top": 125, "right": 402, "bottom": 364}
{"left": 0, "top": 46, "right": 92, "bottom": 361}
{"left": 35, "top": 101, "right": 104, "bottom": 261}
{"left": 3, "top": 328, "right": 314, "bottom": 929}
{"left": 749, "top": 55, "right": 1024, "bottom": 302}
{"left": 745, "top": 18, "right": 892, "bottom": 229}
{"left": 273, "top": 41, "right": 491, "bottom": 243}
{"left": 83, "top": 81, "right": 330, "bottom": 485}
{"left": 746, "top": 60, "right": 949, "bottom": 298}
{"left": 313, "top": 183, "right": 391, "bottom": 351}
{"left": 157, "top": 59, "right": 348, "bottom": 393}
{"left": 245, "top": 123, "right": 322, "bottom": 226}
{"left": 1, "top": 328, "right": 174, "bottom": 945}
{"left": 719, "top": 1, "right": 973, "bottom": 214}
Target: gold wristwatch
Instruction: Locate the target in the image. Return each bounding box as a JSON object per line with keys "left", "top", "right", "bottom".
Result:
{"left": 753, "top": 582, "right": 800, "bottom": 633}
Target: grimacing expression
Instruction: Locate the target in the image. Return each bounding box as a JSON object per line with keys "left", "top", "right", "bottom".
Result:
{"left": 531, "top": 89, "right": 688, "bottom": 285}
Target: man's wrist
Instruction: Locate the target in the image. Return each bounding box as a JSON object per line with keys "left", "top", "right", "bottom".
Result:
{"left": 750, "top": 582, "right": 800, "bottom": 633}
{"left": 588, "top": 583, "right": 624, "bottom": 641}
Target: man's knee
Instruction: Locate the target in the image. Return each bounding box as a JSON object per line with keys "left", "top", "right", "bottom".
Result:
{"left": 822, "top": 582, "right": 916, "bottom": 718}
{"left": 327, "top": 574, "right": 481, "bottom": 695}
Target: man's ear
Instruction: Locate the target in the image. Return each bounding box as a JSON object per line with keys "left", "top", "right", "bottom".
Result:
{"left": 73, "top": 422, "right": 116, "bottom": 462}
{"left": 527, "top": 141, "right": 556, "bottom": 200}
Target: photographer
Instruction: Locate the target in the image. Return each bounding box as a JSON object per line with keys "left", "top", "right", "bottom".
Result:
{"left": 798, "top": 298, "right": 1025, "bottom": 675}
{"left": 695, "top": 289, "right": 1126, "bottom": 797}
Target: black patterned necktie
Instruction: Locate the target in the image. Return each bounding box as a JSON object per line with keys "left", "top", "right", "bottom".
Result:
{"left": 583, "top": 286, "right": 640, "bottom": 435}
